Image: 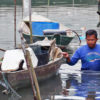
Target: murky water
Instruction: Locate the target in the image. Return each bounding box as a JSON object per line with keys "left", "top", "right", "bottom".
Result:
{"left": 0, "top": 2, "right": 100, "bottom": 100}
{"left": 59, "top": 65, "right": 100, "bottom": 100}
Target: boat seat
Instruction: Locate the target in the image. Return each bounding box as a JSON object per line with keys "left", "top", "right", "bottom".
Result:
{"left": 1, "top": 47, "right": 38, "bottom": 72}
{"left": 43, "top": 29, "right": 67, "bottom": 35}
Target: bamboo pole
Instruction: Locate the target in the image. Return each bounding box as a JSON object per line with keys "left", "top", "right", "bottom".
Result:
{"left": 26, "top": 51, "right": 37, "bottom": 100}
{"left": 22, "top": 0, "right": 23, "bottom": 18}
{"left": 14, "top": 0, "right": 16, "bottom": 48}
{"left": 48, "top": 0, "right": 50, "bottom": 6}
{"left": 20, "top": 0, "right": 41, "bottom": 99}
{"left": 29, "top": 0, "right": 33, "bottom": 44}
{"left": 28, "top": 0, "right": 41, "bottom": 99}
{"left": 72, "top": 0, "right": 74, "bottom": 7}
{"left": 19, "top": 31, "right": 37, "bottom": 100}
{"left": 19, "top": 31, "right": 41, "bottom": 100}
{"left": 47, "top": 0, "right": 50, "bottom": 17}
{"left": 26, "top": 50, "right": 41, "bottom": 100}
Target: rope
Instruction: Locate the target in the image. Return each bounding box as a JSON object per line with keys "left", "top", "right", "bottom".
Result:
{"left": 72, "top": 30, "right": 81, "bottom": 45}
{"left": 2, "top": 72, "right": 21, "bottom": 99}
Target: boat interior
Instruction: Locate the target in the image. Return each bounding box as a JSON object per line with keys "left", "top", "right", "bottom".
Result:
{"left": 0, "top": 38, "right": 62, "bottom": 72}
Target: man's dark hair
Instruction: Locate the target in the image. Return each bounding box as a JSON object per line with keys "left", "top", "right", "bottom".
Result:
{"left": 86, "top": 29, "right": 98, "bottom": 39}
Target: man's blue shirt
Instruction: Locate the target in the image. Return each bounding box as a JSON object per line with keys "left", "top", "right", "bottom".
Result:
{"left": 68, "top": 44, "right": 100, "bottom": 71}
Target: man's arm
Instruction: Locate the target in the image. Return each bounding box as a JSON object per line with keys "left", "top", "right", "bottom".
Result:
{"left": 62, "top": 49, "right": 80, "bottom": 65}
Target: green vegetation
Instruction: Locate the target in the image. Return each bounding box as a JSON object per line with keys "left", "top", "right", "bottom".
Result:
{"left": 0, "top": 0, "right": 98, "bottom": 6}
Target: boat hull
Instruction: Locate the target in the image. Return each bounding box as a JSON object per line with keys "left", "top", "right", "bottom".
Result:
{"left": 0, "top": 57, "right": 63, "bottom": 89}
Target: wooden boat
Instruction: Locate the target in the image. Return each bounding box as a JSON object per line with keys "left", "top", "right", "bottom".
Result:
{"left": 0, "top": 58, "right": 63, "bottom": 89}
{"left": 0, "top": 39, "right": 64, "bottom": 89}
{"left": 19, "top": 13, "right": 76, "bottom": 47}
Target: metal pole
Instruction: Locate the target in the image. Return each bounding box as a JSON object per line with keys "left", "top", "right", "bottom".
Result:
{"left": 14, "top": 0, "right": 16, "bottom": 48}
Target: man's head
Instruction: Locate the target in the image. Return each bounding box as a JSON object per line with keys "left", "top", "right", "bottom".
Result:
{"left": 86, "top": 29, "right": 98, "bottom": 48}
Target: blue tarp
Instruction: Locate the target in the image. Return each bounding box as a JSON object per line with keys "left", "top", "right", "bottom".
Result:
{"left": 32, "top": 22, "right": 59, "bottom": 36}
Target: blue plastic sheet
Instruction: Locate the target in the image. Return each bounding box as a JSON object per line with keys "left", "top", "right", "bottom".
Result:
{"left": 32, "top": 22, "right": 59, "bottom": 36}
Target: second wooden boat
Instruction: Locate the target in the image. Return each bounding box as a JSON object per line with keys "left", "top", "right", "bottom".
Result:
{"left": 19, "top": 13, "right": 76, "bottom": 47}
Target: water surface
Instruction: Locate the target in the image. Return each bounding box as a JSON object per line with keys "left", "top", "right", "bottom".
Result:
{"left": 0, "top": 2, "right": 100, "bottom": 100}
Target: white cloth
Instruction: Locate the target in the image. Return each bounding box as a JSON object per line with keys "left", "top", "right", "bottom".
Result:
{"left": 1, "top": 48, "right": 38, "bottom": 71}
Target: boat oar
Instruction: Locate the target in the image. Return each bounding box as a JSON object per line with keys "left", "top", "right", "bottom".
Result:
{"left": 97, "top": 0, "right": 100, "bottom": 27}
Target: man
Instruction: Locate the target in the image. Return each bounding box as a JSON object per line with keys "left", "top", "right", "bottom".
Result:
{"left": 62, "top": 29, "right": 100, "bottom": 71}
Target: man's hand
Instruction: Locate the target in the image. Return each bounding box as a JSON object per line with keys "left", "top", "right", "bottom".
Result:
{"left": 62, "top": 52, "right": 69, "bottom": 58}
{"left": 62, "top": 52, "right": 70, "bottom": 63}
